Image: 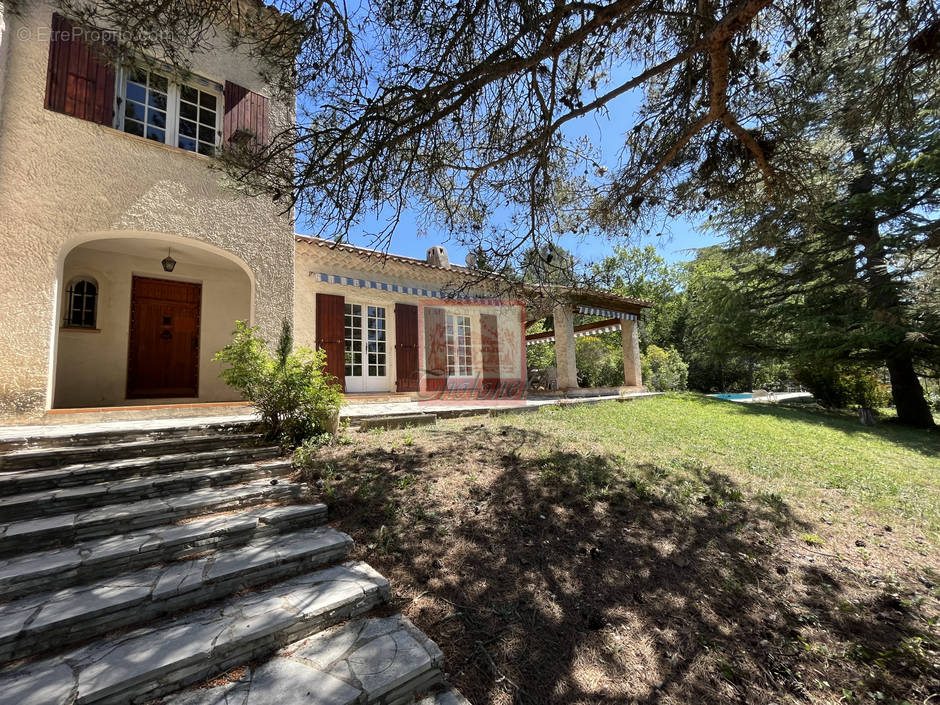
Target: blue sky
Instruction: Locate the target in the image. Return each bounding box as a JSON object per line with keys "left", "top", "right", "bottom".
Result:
{"left": 296, "top": 59, "right": 725, "bottom": 268}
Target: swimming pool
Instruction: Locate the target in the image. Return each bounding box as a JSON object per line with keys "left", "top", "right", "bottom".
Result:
{"left": 711, "top": 393, "right": 754, "bottom": 401}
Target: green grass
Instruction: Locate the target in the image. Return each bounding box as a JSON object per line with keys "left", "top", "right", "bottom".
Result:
{"left": 506, "top": 394, "right": 940, "bottom": 536}
{"left": 310, "top": 393, "right": 940, "bottom": 705}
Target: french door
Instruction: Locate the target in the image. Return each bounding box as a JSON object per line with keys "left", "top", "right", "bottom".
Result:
{"left": 344, "top": 303, "right": 389, "bottom": 393}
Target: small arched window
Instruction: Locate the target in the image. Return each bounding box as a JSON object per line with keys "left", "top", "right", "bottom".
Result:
{"left": 64, "top": 278, "right": 98, "bottom": 328}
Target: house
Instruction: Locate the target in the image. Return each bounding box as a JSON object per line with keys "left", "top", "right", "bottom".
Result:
{"left": 294, "top": 235, "right": 651, "bottom": 401}
{"left": 0, "top": 1, "right": 293, "bottom": 421}
{"left": 0, "top": 2, "right": 649, "bottom": 424}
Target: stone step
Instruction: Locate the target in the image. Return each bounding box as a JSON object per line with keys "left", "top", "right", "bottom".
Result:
{"left": 0, "top": 418, "right": 260, "bottom": 453}
{"left": 0, "top": 504, "right": 327, "bottom": 601}
{"left": 0, "top": 445, "right": 282, "bottom": 497}
{"left": 161, "top": 615, "right": 446, "bottom": 705}
{"left": 0, "top": 526, "right": 354, "bottom": 663}
{"left": 355, "top": 414, "right": 438, "bottom": 431}
{"left": 417, "top": 690, "right": 473, "bottom": 705}
{"left": 0, "top": 433, "right": 265, "bottom": 472}
{"left": 0, "top": 562, "right": 390, "bottom": 705}
{"left": 0, "top": 479, "right": 307, "bottom": 557}
{"left": 0, "top": 459, "right": 292, "bottom": 521}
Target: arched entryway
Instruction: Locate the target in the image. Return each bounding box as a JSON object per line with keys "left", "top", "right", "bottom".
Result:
{"left": 50, "top": 234, "right": 254, "bottom": 409}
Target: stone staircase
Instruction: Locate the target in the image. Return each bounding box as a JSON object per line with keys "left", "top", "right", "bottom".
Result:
{"left": 0, "top": 420, "right": 469, "bottom": 705}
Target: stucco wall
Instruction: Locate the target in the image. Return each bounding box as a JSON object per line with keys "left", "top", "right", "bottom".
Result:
{"left": 0, "top": 4, "right": 10, "bottom": 124}
{"left": 55, "top": 245, "right": 251, "bottom": 408}
{"left": 295, "top": 243, "right": 526, "bottom": 393}
{"left": 0, "top": 1, "right": 294, "bottom": 420}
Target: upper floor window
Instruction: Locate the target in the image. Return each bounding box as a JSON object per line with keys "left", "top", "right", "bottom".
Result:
{"left": 44, "top": 14, "right": 271, "bottom": 157}
{"left": 64, "top": 278, "right": 98, "bottom": 329}
{"left": 118, "top": 67, "right": 221, "bottom": 157}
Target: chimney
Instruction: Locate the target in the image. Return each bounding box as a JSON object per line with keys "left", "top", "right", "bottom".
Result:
{"left": 426, "top": 246, "right": 450, "bottom": 268}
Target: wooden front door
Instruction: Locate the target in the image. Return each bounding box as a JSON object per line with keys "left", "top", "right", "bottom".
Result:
{"left": 127, "top": 277, "right": 201, "bottom": 398}
{"left": 394, "top": 303, "right": 419, "bottom": 392}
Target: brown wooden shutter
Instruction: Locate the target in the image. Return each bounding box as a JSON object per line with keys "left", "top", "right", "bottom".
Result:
{"left": 223, "top": 81, "right": 270, "bottom": 147}
{"left": 315, "top": 293, "right": 346, "bottom": 392}
{"left": 44, "top": 13, "right": 115, "bottom": 126}
{"left": 394, "top": 303, "right": 419, "bottom": 392}
{"left": 423, "top": 307, "right": 447, "bottom": 392}
{"left": 480, "top": 313, "right": 500, "bottom": 395}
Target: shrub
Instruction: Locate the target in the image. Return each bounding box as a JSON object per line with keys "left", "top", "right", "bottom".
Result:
{"left": 214, "top": 320, "right": 343, "bottom": 446}
{"left": 792, "top": 364, "right": 891, "bottom": 409}
{"left": 574, "top": 335, "right": 624, "bottom": 387}
{"left": 752, "top": 360, "right": 794, "bottom": 392}
{"left": 642, "top": 345, "right": 689, "bottom": 392}
{"left": 927, "top": 390, "right": 940, "bottom": 413}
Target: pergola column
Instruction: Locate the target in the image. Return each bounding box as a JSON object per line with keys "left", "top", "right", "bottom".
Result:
{"left": 621, "top": 319, "right": 642, "bottom": 387}
{"left": 553, "top": 304, "right": 578, "bottom": 390}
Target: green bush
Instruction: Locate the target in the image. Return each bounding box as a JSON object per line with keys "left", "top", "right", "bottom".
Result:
{"left": 574, "top": 335, "right": 624, "bottom": 387}
{"left": 214, "top": 320, "right": 343, "bottom": 446}
{"left": 928, "top": 390, "right": 940, "bottom": 412}
{"left": 641, "top": 345, "right": 689, "bottom": 392}
{"left": 792, "top": 364, "right": 891, "bottom": 409}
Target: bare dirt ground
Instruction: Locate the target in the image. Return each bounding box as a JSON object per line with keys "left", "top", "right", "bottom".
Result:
{"left": 301, "top": 403, "right": 939, "bottom": 705}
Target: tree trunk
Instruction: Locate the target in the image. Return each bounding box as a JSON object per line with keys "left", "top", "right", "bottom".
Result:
{"left": 850, "top": 149, "right": 935, "bottom": 429}
{"left": 886, "top": 352, "right": 936, "bottom": 428}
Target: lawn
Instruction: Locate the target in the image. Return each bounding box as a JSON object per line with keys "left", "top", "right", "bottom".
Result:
{"left": 301, "top": 394, "right": 940, "bottom": 705}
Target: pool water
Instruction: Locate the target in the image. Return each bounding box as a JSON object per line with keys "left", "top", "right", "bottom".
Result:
{"left": 711, "top": 393, "right": 753, "bottom": 400}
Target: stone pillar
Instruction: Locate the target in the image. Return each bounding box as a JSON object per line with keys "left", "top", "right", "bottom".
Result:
{"left": 553, "top": 304, "right": 578, "bottom": 390}
{"left": 622, "top": 319, "right": 642, "bottom": 387}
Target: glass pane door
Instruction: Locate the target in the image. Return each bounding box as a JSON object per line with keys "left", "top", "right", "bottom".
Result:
{"left": 344, "top": 303, "right": 362, "bottom": 377}
{"left": 345, "top": 303, "right": 388, "bottom": 392}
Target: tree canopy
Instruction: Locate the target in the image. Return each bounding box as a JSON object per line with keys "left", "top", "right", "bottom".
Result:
{"left": 29, "top": 0, "right": 939, "bottom": 424}
{"left": 36, "top": 0, "right": 937, "bottom": 258}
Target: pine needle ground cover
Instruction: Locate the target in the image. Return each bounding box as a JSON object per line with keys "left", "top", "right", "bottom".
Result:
{"left": 301, "top": 395, "right": 940, "bottom": 705}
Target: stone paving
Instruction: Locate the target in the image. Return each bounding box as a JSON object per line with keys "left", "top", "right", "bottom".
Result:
{"left": 163, "top": 615, "right": 445, "bottom": 705}
{"left": 0, "top": 432, "right": 264, "bottom": 471}
{"left": 340, "top": 390, "right": 661, "bottom": 419}
{"left": 0, "top": 478, "right": 305, "bottom": 555}
{"left": 0, "top": 458, "right": 290, "bottom": 520}
{"left": 0, "top": 563, "right": 390, "bottom": 705}
{"left": 0, "top": 416, "right": 260, "bottom": 450}
{"left": 0, "top": 527, "right": 353, "bottom": 661}
{"left": 0, "top": 503, "right": 326, "bottom": 600}
{"left": 0, "top": 412, "right": 473, "bottom": 705}
{"left": 0, "top": 446, "right": 280, "bottom": 492}
{"left": 0, "top": 391, "right": 662, "bottom": 443}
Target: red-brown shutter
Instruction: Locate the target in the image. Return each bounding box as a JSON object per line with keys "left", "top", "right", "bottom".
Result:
{"left": 315, "top": 293, "right": 346, "bottom": 392}
{"left": 423, "top": 307, "right": 447, "bottom": 392}
{"left": 44, "top": 13, "right": 115, "bottom": 126}
{"left": 223, "top": 81, "right": 270, "bottom": 147}
{"left": 480, "top": 313, "right": 500, "bottom": 395}
{"left": 394, "top": 303, "right": 419, "bottom": 392}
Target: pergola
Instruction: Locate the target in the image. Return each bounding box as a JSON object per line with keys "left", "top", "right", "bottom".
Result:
{"left": 524, "top": 286, "right": 653, "bottom": 390}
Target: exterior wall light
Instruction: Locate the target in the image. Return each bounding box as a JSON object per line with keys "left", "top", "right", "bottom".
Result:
{"left": 162, "top": 249, "right": 177, "bottom": 273}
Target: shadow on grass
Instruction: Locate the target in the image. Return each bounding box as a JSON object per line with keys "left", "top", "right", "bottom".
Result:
{"left": 686, "top": 393, "right": 940, "bottom": 459}
{"left": 308, "top": 423, "right": 938, "bottom": 705}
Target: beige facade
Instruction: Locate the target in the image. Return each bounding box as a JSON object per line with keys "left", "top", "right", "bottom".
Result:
{"left": 0, "top": 1, "right": 294, "bottom": 420}
{"left": 295, "top": 238, "right": 527, "bottom": 396}
{"left": 54, "top": 240, "right": 252, "bottom": 408}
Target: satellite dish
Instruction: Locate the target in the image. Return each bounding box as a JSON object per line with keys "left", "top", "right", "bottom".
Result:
{"left": 465, "top": 252, "right": 479, "bottom": 269}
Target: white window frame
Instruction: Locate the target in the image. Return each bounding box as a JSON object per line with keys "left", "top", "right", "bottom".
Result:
{"left": 446, "top": 314, "right": 473, "bottom": 378}
{"left": 114, "top": 64, "right": 223, "bottom": 156}
{"left": 344, "top": 302, "right": 389, "bottom": 392}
